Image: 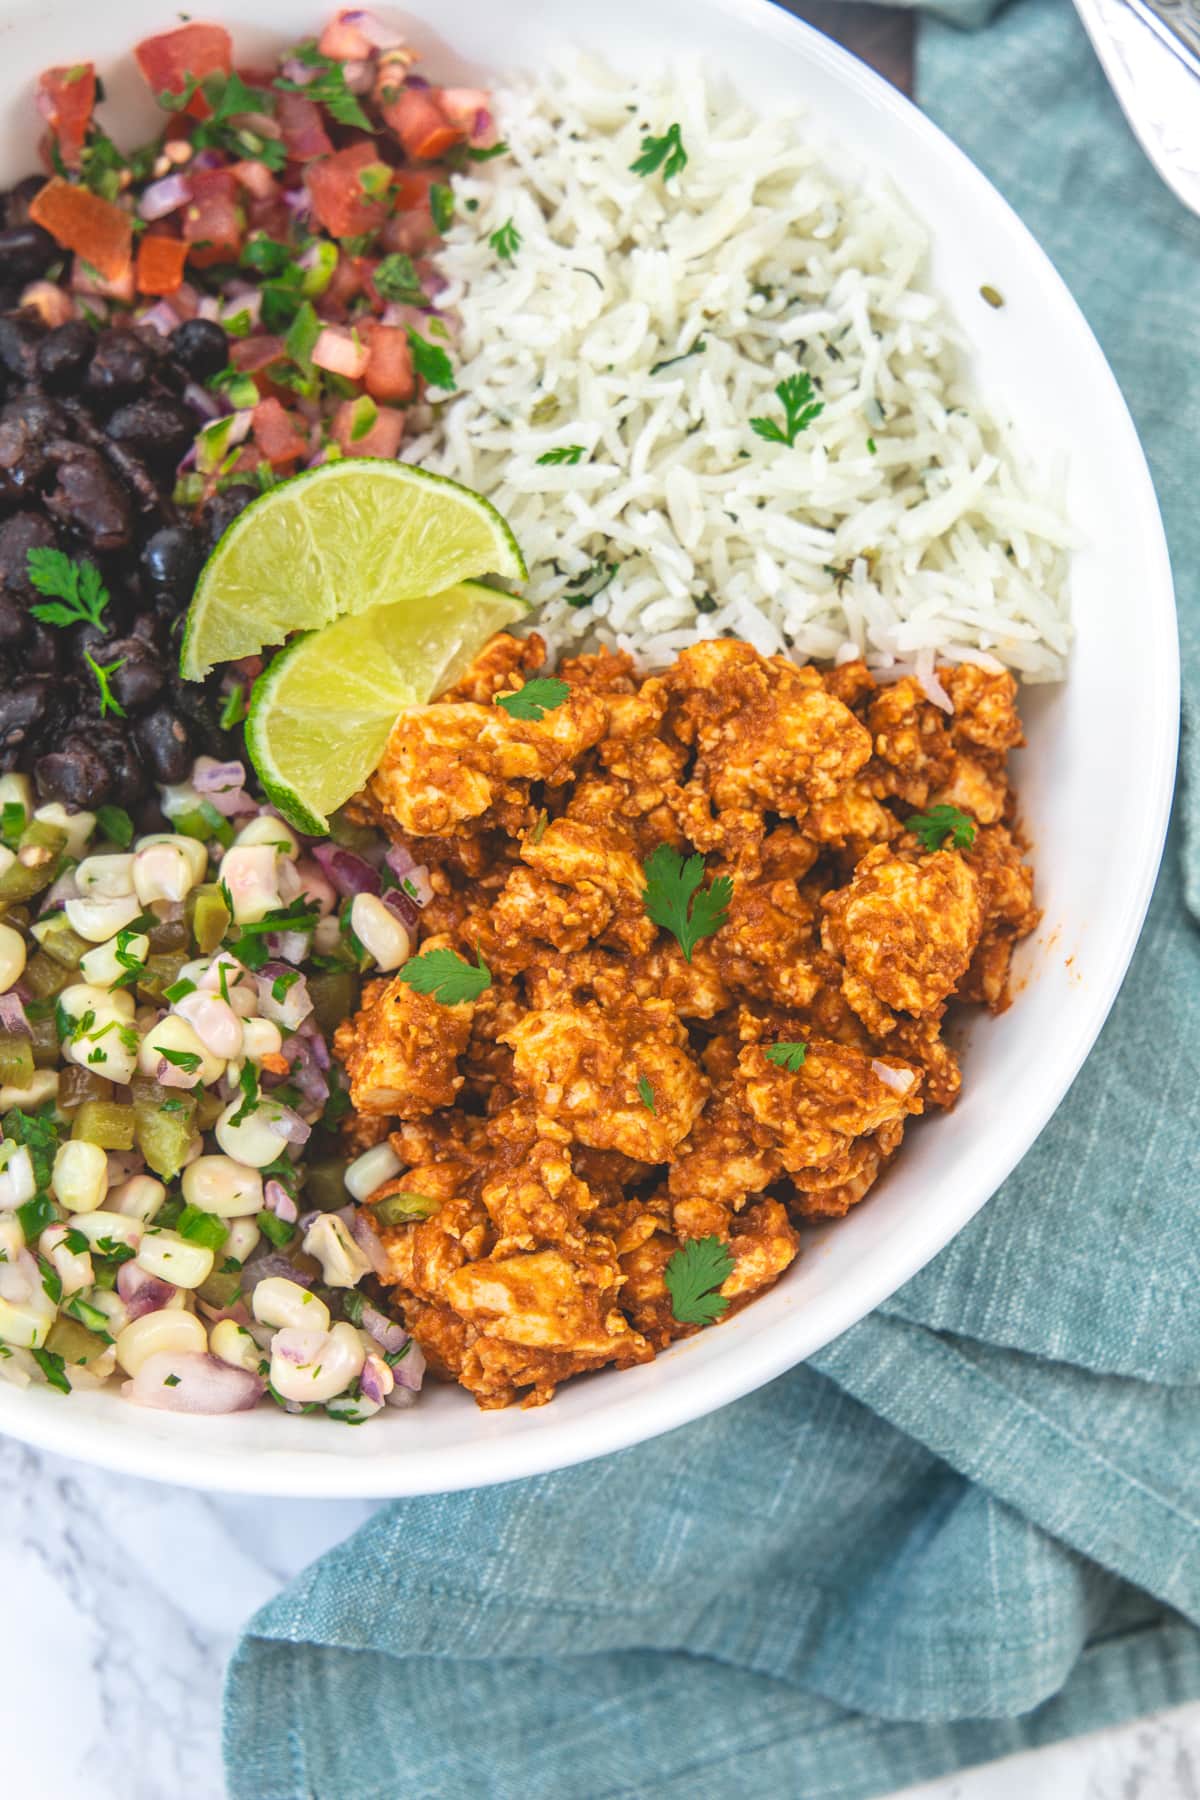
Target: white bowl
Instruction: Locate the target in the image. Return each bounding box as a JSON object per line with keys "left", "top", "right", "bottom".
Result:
{"left": 0, "top": 0, "right": 1176, "bottom": 1494}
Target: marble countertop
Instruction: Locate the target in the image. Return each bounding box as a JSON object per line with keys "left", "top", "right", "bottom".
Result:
{"left": 4, "top": 1438, "right": 1200, "bottom": 1800}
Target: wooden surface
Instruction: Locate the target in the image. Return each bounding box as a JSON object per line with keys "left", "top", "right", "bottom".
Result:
{"left": 782, "top": 0, "right": 915, "bottom": 94}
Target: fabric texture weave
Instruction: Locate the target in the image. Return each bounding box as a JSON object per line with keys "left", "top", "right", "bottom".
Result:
{"left": 224, "top": 0, "right": 1200, "bottom": 1792}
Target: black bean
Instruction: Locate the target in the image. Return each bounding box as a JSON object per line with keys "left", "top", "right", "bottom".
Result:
{"left": 36, "top": 319, "right": 95, "bottom": 392}
{"left": 105, "top": 396, "right": 197, "bottom": 477}
{"left": 84, "top": 329, "right": 156, "bottom": 404}
{"left": 24, "top": 620, "right": 60, "bottom": 674}
{"left": 0, "top": 223, "right": 58, "bottom": 285}
{"left": 0, "top": 313, "right": 44, "bottom": 383}
{"left": 91, "top": 721, "right": 147, "bottom": 805}
{"left": 0, "top": 395, "right": 71, "bottom": 494}
{"left": 0, "top": 675, "right": 51, "bottom": 753}
{"left": 0, "top": 593, "right": 26, "bottom": 648}
{"left": 99, "top": 636, "right": 164, "bottom": 712}
{"left": 2, "top": 176, "right": 47, "bottom": 230}
{"left": 35, "top": 735, "right": 113, "bottom": 808}
{"left": 44, "top": 442, "right": 133, "bottom": 553}
{"left": 140, "top": 523, "right": 202, "bottom": 608}
{"left": 169, "top": 318, "right": 229, "bottom": 382}
{"left": 200, "top": 483, "right": 258, "bottom": 552}
{"left": 0, "top": 511, "right": 58, "bottom": 604}
{"left": 135, "top": 705, "right": 192, "bottom": 783}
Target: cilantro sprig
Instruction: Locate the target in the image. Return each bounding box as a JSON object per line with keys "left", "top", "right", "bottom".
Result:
{"left": 665, "top": 1235, "right": 734, "bottom": 1326}
{"left": 273, "top": 43, "right": 371, "bottom": 131}
{"left": 764, "top": 1041, "right": 807, "bottom": 1073}
{"left": 406, "top": 326, "right": 456, "bottom": 394}
{"left": 536, "top": 445, "right": 586, "bottom": 467}
{"left": 641, "top": 846, "right": 732, "bottom": 963}
{"left": 494, "top": 678, "right": 569, "bottom": 722}
{"left": 906, "top": 804, "right": 977, "bottom": 851}
{"left": 630, "top": 122, "right": 687, "bottom": 181}
{"left": 489, "top": 219, "right": 521, "bottom": 263}
{"left": 750, "top": 372, "right": 824, "bottom": 448}
{"left": 83, "top": 651, "right": 127, "bottom": 719}
{"left": 396, "top": 947, "right": 492, "bottom": 1006}
{"left": 26, "top": 548, "right": 110, "bottom": 630}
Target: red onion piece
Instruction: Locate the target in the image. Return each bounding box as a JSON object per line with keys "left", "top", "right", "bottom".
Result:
{"left": 871, "top": 1059, "right": 916, "bottom": 1094}
{"left": 312, "top": 843, "right": 381, "bottom": 899}
{"left": 192, "top": 756, "right": 249, "bottom": 817}
{"left": 256, "top": 963, "right": 313, "bottom": 1031}
{"left": 0, "top": 994, "right": 30, "bottom": 1037}
{"left": 183, "top": 380, "right": 222, "bottom": 422}
{"left": 195, "top": 295, "right": 222, "bottom": 322}
{"left": 342, "top": 58, "right": 374, "bottom": 94}
{"left": 343, "top": 8, "right": 408, "bottom": 49}
{"left": 189, "top": 148, "right": 227, "bottom": 172}
{"left": 406, "top": 72, "right": 430, "bottom": 89}
{"left": 222, "top": 289, "right": 263, "bottom": 330}
{"left": 117, "top": 1263, "right": 177, "bottom": 1320}
{"left": 347, "top": 1209, "right": 390, "bottom": 1277}
{"left": 242, "top": 1251, "right": 314, "bottom": 1293}
{"left": 139, "top": 173, "right": 192, "bottom": 220}
{"left": 360, "top": 1302, "right": 407, "bottom": 1356}
{"left": 267, "top": 1106, "right": 312, "bottom": 1149}
{"left": 297, "top": 1017, "right": 331, "bottom": 1070}
{"left": 381, "top": 885, "right": 420, "bottom": 934}
{"left": 390, "top": 1337, "right": 426, "bottom": 1392}
{"left": 156, "top": 1055, "right": 200, "bottom": 1091}
{"left": 0, "top": 1250, "right": 37, "bottom": 1305}
{"left": 267, "top": 930, "right": 311, "bottom": 966}
{"left": 264, "top": 1179, "right": 300, "bottom": 1223}
{"left": 359, "top": 1357, "right": 389, "bottom": 1406}
{"left": 124, "top": 1352, "right": 264, "bottom": 1413}
{"left": 279, "top": 56, "right": 316, "bottom": 85}
{"left": 138, "top": 300, "right": 182, "bottom": 338}
{"left": 384, "top": 845, "right": 432, "bottom": 903}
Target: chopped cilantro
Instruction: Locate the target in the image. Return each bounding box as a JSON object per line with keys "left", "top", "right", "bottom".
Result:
{"left": 630, "top": 122, "right": 687, "bottom": 180}
{"left": 749, "top": 371, "right": 824, "bottom": 448}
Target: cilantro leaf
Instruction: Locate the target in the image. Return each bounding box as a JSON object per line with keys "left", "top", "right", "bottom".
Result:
{"left": 406, "top": 326, "right": 456, "bottom": 393}
{"left": 637, "top": 1075, "right": 656, "bottom": 1114}
{"left": 84, "top": 651, "right": 127, "bottom": 719}
{"left": 493, "top": 677, "right": 569, "bottom": 722}
{"left": 489, "top": 219, "right": 521, "bottom": 262}
{"left": 536, "top": 445, "right": 586, "bottom": 466}
{"left": 274, "top": 46, "right": 371, "bottom": 131}
{"left": 905, "top": 804, "right": 977, "bottom": 851}
{"left": 764, "top": 1041, "right": 807, "bottom": 1073}
{"left": 749, "top": 371, "right": 824, "bottom": 448}
{"left": 630, "top": 121, "right": 687, "bottom": 181}
{"left": 641, "top": 845, "right": 732, "bottom": 962}
{"left": 396, "top": 947, "right": 492, "bottom": 1006}
{"left": 372, "top": 253, "right": 425, "bottom": 306}
{"left": 665, "top": 1235, "right": 734, "bottom": 1326}
{"left": 467, "top": 140, "right": 509, "bottom": 162}
{"left": 157, "top": 1046, "right": 202, "bottom": 1075}
{"left": 26, "top": 548, "right": 110, "bottom": 630}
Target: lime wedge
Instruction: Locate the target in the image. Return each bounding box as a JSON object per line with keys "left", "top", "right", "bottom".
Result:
{"left": 180, "top": 459, "right": 526, "bottom": 680}
{"left": 245, "top": 581, "right": 529, "bottom": 833}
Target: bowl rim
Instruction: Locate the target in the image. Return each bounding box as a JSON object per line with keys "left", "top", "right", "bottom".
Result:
{"left": 0, "top": 0, "right": 1178, "bottom": 1496}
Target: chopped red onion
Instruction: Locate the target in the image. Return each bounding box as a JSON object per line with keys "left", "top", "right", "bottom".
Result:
{"left": 242, "top": 1251, "right": 314, "bottom": 1293}
{"left": 117, "top": 1263, "right": 177, "bottom": 1320}
{"left": 360, "top": 1302, "right": 407, "bottom": 1356}
{"left": 264, "top": 1179, "right": 299, "bottom": 1223}
{"left": 383, "top": 846, "right": 431, "bottom": 905}
{"left": 390, "top": 1337, "right": 426, "bottom": 1392}
{"left": 222, "top": 289, "right": 262, "bottom": 329}
{"left": 406, "top": 72, "right": 430, "bottom": 89}
{"left": 0, "top": 994, "right": 30, "bottom": 1038}
{"left": 124, "top": 1352, "right": 264, "bottom": 1413}
{"left": 347, "top": 1208, "right": 390, "bottom": 1277}
{"left": 157, "top": 1055, "right": 200, "bottom": 1091}
{"left": 342, "top": 58, "right": 374, "bottom": 94}
{"left": 344, "top": 7, "right": 408, "bottom": 48}
{"left": 312, "top": 843, "right": 381, "bottom": 899}
{"left": 267, "top": 1104, "right": 312, "bottom": 1149}
{"left": 137, "top": 300, "right": 181, "bottom": 338}
{"left": 184, "top": 380, "right": 222, "bottom": 422}
{"left": 192, "top": 756, "right": 250, "bottom": 816}
{"left": 282, "top": 186, "right": 314, "bottom": 221}
{"left": 297, "top": 1017, "right": 331, "bottom": 1070}
{"left": 0, "top": 1250, "right": 37, "bottom": 1305}
{"left": 871, "top": 1059, "right": 916, "bottom": 1094}
{"left": 381, "top": 885, "right": 420, "bottom": 934}
{"left": 139, "top": 173, "right": 192, "bottom": 220}
{"left": 190, "top": 148, "right": 227, "bottom": 172}
{"left": 256, "top": 963, "right": 313, "bottom": 1031}
{"left": 195, "top": 294, "right": 222, "bottom": 322}
{"left": 267, "top": 930, "right": 311, "bottom": 966}
{"left": 359, "top": 1357, "right": 389, "bottom": 1406}
{"left": 279, "top": 56, "right": 316, "bottom": 85}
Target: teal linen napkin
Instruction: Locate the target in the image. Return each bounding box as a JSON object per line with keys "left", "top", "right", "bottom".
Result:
{"left": 224, "top": 1, "right": 1200, "bottom": 1793}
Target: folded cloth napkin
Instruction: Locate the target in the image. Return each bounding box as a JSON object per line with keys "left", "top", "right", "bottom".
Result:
{"left": 224, "top": 1, "right": 1200, "bottom": 1793}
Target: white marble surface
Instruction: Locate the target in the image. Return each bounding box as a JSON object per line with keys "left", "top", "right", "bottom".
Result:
{"left": 4, "top": 1436, "right": 1200, "bottom": 1800}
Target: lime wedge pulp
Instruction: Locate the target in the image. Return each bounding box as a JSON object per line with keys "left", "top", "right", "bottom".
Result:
{"left": 245, "top": 581, "right": 529, "bottom": 834}
{"left": 180, "top": 459, "right": 526, "bottom": 681}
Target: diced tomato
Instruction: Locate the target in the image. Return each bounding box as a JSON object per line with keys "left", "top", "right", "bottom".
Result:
{"left": 182, "top": 167, "right": 244, "bottom": 268}
{"left": 252, "top": 397, "right": 308, "bottom": 467}
{"left": 382, "top": 169, "right": 440, "bottom": 256}
{"left": 361, "top": 322, "right": 414, "bottom": 404}
{"left": 324, "top": 250, "right": 366, "bottom": 315}
{"left": 380, "top": 87, "right": 461, "bottom": 161}
{"left": 29, "top": 178, "right": 132, "bottom": 281}
{"left": 276, "top": 92, "right": 333, "bottom": 163}
{"left": 134, "top": 24, "right": 232, "bottom": 119}
{"left": 136, "top": 233, "right": 189, "bottom": 296}
{"left": 330, "top": 399, "right": 405, "bottom": 458}
{"left": 230, "top": 334, "right": 286, "bottom": 373}
{"left": 304, "top": 142, "right": 388, "bottom": 240}
{"left": 71, "top": 254, "right": 136, "bottom": 303}
{"left": 318, "top": 9, "right": 375, "bottom": 61}
{"left": 37, "top": 63, "right": 96, "bottom": 170}
{"left": 436, "top": 87, "right": 490, "bottom": 140}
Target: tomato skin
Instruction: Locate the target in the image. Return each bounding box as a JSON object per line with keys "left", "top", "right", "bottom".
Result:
{"left": 252, "top": 396, "right": 309, "bottom": 466}
{"left": 182, "top": 167, "right": 244, "bottom": 268}
{"left": 37, "top": 63, "right": 96, "bottom": 170}
{"left": 276, "top": 92, "right": 333, "bottom": 163}
{"left": 361, "top": 322, "right": 415, "bottom": 404}
{"left": 134, "top": 24, "right": 233, "bottom": 118}
{"left": 380, "top": 88, "right": 462, "bottom": 161}
{"left": 304, "top": 142, "right": 388, "bottom": 240}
